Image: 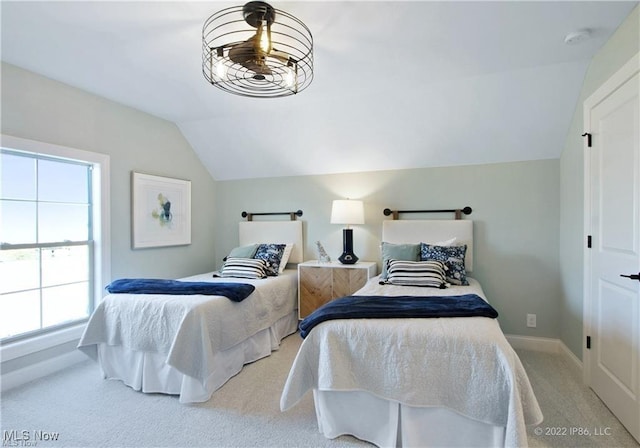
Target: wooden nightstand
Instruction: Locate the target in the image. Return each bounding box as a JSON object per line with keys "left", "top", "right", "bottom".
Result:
{"left": 298, "top": 261, "right": 377, "bottom": 319}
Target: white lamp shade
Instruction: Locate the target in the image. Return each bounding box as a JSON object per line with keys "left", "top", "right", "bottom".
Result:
{"left": 331, "top": 200, "right": 365, "bottom": 225}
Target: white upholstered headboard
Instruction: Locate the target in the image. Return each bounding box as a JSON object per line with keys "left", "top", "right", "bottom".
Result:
{"left": 238, "top": 221, "right": 304, "bottom": 264}
{"left": 382, "top": 220, "right": 473, "bottom": 271}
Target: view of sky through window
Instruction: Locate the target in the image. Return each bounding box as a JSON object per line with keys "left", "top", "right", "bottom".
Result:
{"left": 1, "top": 150, "right": 92, "bottom": 340}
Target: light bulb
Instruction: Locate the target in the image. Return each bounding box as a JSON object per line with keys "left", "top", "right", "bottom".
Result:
{"left": 215, "top": 59, "right": 227, "bottom": 79}
{"left": 284, "top": 66, "right": 295, "bottom": 88}
{"left": 258, "top": 20, "right": 271, "bottom": 53}
{"left": 211, "top": 47, "right": 227, "bottom": 80}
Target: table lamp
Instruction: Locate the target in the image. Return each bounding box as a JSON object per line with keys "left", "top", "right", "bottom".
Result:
{"left": 330, "top": 199, "right": 365, "bottom": 264}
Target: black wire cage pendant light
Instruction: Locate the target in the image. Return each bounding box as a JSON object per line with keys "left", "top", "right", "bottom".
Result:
{"left": 202, "top": 1, "right": 313, "bottom": 98}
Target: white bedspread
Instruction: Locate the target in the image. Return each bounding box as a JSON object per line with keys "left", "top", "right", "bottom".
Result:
{"left": 280, "top": 278, "right": 543, "bottom": 447}
{"left": 78, "top": 270, "right": 297, "bottom": 384}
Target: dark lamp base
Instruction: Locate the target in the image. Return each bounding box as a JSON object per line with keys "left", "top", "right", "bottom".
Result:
{"left": 338, "top": 252, "right": 359, "bottom": 264}
{"left": 338, "top": 228, "right": 358, "bottom": 265}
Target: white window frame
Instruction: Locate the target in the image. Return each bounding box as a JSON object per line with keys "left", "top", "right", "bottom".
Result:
{"left": 0, "top": 134, "right": 110, "bottom": 361}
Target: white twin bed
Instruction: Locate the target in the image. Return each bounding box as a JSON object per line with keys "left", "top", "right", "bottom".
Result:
{"left": 280, "top": 220, "right": 543, "bottom": 447}
{"left": 78, "top": 220, "right": 303, "bottom": 404}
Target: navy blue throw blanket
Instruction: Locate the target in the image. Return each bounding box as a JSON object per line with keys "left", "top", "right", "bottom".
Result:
{"left": 299, "top": 294, "right": 498, "bottom": 338}
{"left": 105, "top": 279, "right": 256, "bottom": 302}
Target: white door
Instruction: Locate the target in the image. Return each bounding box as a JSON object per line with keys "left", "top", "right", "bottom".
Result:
{"left": 585, "top": 53, "right": 640, "bottom": 443}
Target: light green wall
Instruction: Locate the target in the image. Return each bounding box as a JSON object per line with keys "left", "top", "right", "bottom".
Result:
{"left": 1, "top": 62, "right": 218, "bottom": 280}
{"left": 559, "top": 5, "right": 639, "bottom": 360}
{"left": 1, "top": 62, "right": 218, "bottom": 371}
{"left": 216, "top": 159, "right": 561, "bottom": 337}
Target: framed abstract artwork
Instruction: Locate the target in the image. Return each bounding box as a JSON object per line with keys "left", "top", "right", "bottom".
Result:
{"left": 131, "top": 172, "right": 191, "bottom": 248}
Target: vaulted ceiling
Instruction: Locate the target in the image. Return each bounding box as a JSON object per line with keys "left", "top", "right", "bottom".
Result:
{"left": 2, "top": 1, "right": 637, "bottom": 180}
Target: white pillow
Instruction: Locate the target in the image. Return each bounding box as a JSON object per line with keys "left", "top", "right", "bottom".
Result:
{"left": 436, "top": 237, "right": 457, "bottom": 246}
{"left": 278, "top": 243, "right": 294, "bottom": 274}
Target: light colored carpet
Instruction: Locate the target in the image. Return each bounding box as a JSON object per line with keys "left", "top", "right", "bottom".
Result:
{"left": 518, "top": 348, "right": 638, "bottom": 448}
{"left": 1, "top": 334, "right": 638, "bottom": 447}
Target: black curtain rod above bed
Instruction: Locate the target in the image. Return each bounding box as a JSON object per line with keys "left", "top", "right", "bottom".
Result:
{"left": 241, "top": 210, "right": 303, "bottom": 221}
{"left": 383, "top": 207, "right": 472, "bottom": 220}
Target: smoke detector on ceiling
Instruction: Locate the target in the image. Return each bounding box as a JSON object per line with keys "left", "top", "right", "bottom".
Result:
{"left": 564, "top": 29, "right": 592, "bottom": 45}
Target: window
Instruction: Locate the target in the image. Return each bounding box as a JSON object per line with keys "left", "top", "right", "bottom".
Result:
{"left": 0, "top": 135, "right": 110, "bottom": 348}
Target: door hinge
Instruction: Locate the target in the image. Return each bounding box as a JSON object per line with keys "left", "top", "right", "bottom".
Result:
{"left": 582, "top": 132, "right": 592, "bottom": 147}
{"left": 586, "top": 336, "right": 591, "bottom": 349}
{"left": 587, "top": 235, "right": 592, "bottom": 248}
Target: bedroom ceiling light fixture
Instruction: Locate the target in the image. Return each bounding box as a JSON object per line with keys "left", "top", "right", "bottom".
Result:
{"left": 331, "top": 199, "right": 365, "bottom": 265}
{"left": 202, "top": 1, "right": 313, "bottom": 98}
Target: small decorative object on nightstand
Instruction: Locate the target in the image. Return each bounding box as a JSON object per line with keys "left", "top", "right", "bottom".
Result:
{"left": 330, "top": 199, "right": 365, "bottom": 264}
{"left": 297, "top": 260, "right": 376, "bottom": 319}
{"left": 315, "top": 241, "right": 331, "bottom": 263}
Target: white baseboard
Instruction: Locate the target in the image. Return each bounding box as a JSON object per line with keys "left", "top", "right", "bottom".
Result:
{"left": 506, "top": 334, "right": 562, "bottom": 352}
{"left": 559, "top": 341, "right": 583, "bottom": 371}
{"left": 506, "top": 334, "right": 583, "bottom": 372}
{"left": 1, "top": 350, "right": 88, "bottom": 392}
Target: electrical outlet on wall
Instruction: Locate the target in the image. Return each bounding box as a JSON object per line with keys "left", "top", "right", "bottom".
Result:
{"left": 527, "top": 313, "right": 537, "bottom": 328}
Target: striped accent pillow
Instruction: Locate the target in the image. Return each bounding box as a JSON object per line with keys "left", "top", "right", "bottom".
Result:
{"left": 220, "top": 257, "right": 267, "bottom": 279}
{"left": 386, "top": 259, "right": 448, "bottom": 288}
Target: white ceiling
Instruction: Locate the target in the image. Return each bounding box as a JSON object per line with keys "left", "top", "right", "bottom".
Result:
{"left": 1, "top": 1, "right": 637, "bottom": 180}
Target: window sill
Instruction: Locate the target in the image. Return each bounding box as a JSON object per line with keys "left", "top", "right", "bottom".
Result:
{"left": 0, "top": 324, "right": 86, "bottom": 362}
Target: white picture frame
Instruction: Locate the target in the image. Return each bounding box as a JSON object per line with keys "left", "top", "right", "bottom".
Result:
{"left": 131, "top": 172, "right": 191, "bottom": 249}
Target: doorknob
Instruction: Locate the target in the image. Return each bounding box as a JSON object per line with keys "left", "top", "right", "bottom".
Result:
{"left": 620, "top": 273, "right": 640, "bottom": 281}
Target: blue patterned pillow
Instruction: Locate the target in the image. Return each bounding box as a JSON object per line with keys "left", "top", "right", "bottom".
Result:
{"left": 254, "top": 243, "right": 286, "bottom": 276}
{"left": 420, "top": 243, "right": 469, "bottom": 285}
